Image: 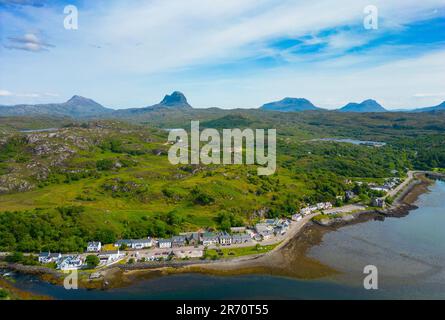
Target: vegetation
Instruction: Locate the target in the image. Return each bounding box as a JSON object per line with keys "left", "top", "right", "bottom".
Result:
{"left": 5, "top": 252, "right": 39, "bottom": 265}
{"left": 0, "top": 110, "right": 444, "bottom": 253}
{"left": 205, "top": 243, "right": 278, "bottom": 258}
{"left": 85, "top": 255, "right": 100, "bottom": 268}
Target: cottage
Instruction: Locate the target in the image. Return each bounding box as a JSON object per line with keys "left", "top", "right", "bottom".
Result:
{"left": 131, "top": 238, "right": 153, "bottom": 249}
{"left": 264, "top": 219, "right": 278, "bottom": 226}
{"left": 371, "top": 198, "right": 386, "bottom": 208}
{"left": 57, "top": 255, "right": 83, "bottom": 270}
{"left": 158, "top": 239, "right": 172, "bottom": 249}
{"left": 345, "top": 191, "right": 356, "bottom": 201}
{"left": 292, "top": 214, "right": 303, "bottom": 221}
{"left": 87, "top": 241, "right": 102, "bottom": 252}
{"left": 201, "top": 232, "right": 219, "bottom": 246}
{"left": 98, "top": 250, "right": 121, "bottom": 264}
{"left": 232, "top": 233, "right": 251, "bottom": 244}
{"left": 115, "top": 238, "right": 153, "bottom": 250}
{"left": 218, "top": 232, "right": 232, "bottom": 246}
{"left": 255, "top": 223, "right": 272, "bottom": 234}
{"left": 259, "top": 229, "right": 274, "bottom": 240}
{"left": 172, "top": 236, "right": 186, "bottom": 247}
{"left": 185, "top": 232, "right": 200, "bottom": 246}
{"left": 38, "top": 252, "right": 61, "bottom": 264}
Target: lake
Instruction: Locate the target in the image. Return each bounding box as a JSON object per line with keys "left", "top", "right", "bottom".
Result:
{"left": 3, "top": 180, "right": 445, "bottom": 299}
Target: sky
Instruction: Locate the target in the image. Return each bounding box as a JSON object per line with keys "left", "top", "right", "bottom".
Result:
{"left": 0, "top": 0, "right": 444, "bottom": 110}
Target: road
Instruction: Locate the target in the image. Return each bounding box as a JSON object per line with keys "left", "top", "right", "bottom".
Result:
{"left": 386, "top": 170, "right": 415, "bottom": 198}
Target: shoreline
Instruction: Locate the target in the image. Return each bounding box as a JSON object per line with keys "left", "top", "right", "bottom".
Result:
{"left": 0, "top": 172, "right": 436, "bottom": 293}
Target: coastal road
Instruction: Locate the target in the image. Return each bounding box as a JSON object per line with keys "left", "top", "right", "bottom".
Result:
{"left": 386, "top": 170, "right": 415, "bottom": 198}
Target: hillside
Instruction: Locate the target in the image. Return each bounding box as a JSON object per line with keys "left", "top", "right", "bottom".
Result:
{"left": 0, "top": 110, "right": 444, "bottom": 252}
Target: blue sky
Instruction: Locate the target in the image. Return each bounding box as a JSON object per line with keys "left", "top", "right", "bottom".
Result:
{"left": 0, "top": 0, "right": 444, "bottom": 109}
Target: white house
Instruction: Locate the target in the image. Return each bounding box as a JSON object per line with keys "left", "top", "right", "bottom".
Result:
{"left": 57, "top": 255, "right": 83, "bottom": 270}
{"left": 292, "top": 214, "right": 303, "bottom": 221}
{"left": 98, "top": 250, "right": 122, "bottom": 264}
{"left": 38, "top": 252, "right": 61, "bottom": 264}
{"left": 158, "top": 239, "right": 172, "bottom": 249}
{"left": 201, "top": 232, "right": 219, "bottom": 246}
{"left": 115, "top": 238, "right": 153, "bottom": 250}
{"left": 87, "top": 241, "right": 102, "bottom": 252}
{"left": 218, "top": 232, "right": 232, "bottom": 246}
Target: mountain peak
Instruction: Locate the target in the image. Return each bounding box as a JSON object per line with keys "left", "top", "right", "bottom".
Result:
{"left": 261, "top": 97, "right": 320, "bottom": 112}
{"left": 159, "top": 91, "right": 191, "bottom": 108}
{"left": 339, "top": 99, "right": 386, "bottom": 113}
{"left": 65, "top": 95, "right": 102, "bottom": 107}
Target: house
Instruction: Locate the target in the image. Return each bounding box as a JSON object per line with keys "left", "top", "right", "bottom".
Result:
{"left": 255, "top": 223, "right": 273, "bottom": 234}
{"left": 230, "top": 227, "right": 246, "bottom": 233}
{"left": 158, "top": 239, "right": 172, "bottom": 249}
{"left": 232, "top": 233, "right": 252, "bottom": 244}
{"left": 98, "top": 250, "right": 122, "bottom": 264}
{"left": 184, "top": 232, "right": 200, "bottom": 246}
{"left": 316, "top": 202, "right": 333, "bottom": 210}
{"left": 87, "top": 241, "right": 102, "bottom": 252}
{"left": 292, "top": 214, "right": 303, "bottom": 221}
{"left": 57, "top": 255, "right": 83, "bottom": 270}
{"left": 201, "top": 232, "right": 219, "bottom": 246}
{"left": 115, "top": 238, "right": 153, "bottom": 250}
{"left": 345, "top": 191, "right": 356, "bottom": 201}
{"left": 274, "top": 221, "right": 289, "bottom": 235}
{"left": 264, "top": 219, "right": 278, "bottom": 226}
{"left": 38, "top": 252, "right": 61, "bottom": 264}
{"left": 309, "top": 205, "right": 318, "bottom": 212}
{"left": 130, "top": 238, "right": 153, "bottom": 249}
{"left": 371, "top": 198, "right": 386, "bottom": 208}
{"left": 259, "top": 229, "right": 274, "bottom": 240}
{"left": 300, "top": 207, "right": 312, "bottom": 215}
{"left": 218, "top": 232, "right": 232, "bottom": 246}
{"left": 172, "top": 236, "right": 186, "bottom": 247}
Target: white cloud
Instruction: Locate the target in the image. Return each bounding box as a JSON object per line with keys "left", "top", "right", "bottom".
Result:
{"left": 0, "top": 90, "right": 13, "bottom": 96}
{"left": 4, "top": 32, "right": 54, "bottom": 52}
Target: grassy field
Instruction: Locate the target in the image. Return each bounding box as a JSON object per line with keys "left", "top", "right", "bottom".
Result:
{"left": 205, "top": 243, "right": 279, "bottom": 259}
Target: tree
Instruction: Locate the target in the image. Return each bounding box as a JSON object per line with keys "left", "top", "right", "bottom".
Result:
{"left": 0, "top": 289, "right": 9, "bottom": 299}
{"left": 85, "top": 255, "right": 100, "bottom": 269}
{"left": 5, "top": 252, "right": 24, "bottom": 263}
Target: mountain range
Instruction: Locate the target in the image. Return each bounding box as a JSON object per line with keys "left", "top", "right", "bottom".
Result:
{"left": 0, "top": 91, "right": 443, "bottom": 118}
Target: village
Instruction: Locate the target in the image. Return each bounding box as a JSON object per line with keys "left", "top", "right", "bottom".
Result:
{"left": 36, "top": 176, "right": 406, "bottom": 272}
{"left": 36, "top": 205, "right": 321, "bottom": 271}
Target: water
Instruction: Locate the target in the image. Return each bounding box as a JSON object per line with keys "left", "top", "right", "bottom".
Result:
{"left": 3, "top": 181, "right": 445, "bottom": 299}
{"left": 19, "top": 128, "right": 59, "bottom": 133}
{"left": 308, "top": 179, "right": 445, "bottom": 299}
{"left": 313, "top": 138, "right": 386, "bottom": 147}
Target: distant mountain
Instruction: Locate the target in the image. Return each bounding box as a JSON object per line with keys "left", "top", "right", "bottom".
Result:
{"left": 110, "top": 91, "right": 193, "bottom": 119}
{"left": 157, "top": 91, "right": 191, "bottom": 108}
{"left": 0, "top": 95, "right": 112, "bottom": 118}
{"left": 338, "top": 99, "right": 387, "bottom": 113}
{"left": 411, "top": 101, "right": 445, "bottom": 112}
{"left": 260, "top": 97, "right": 321, "bottom": 112}
{"left": 0, "top": 91, "right": 193, "bottom": 119}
